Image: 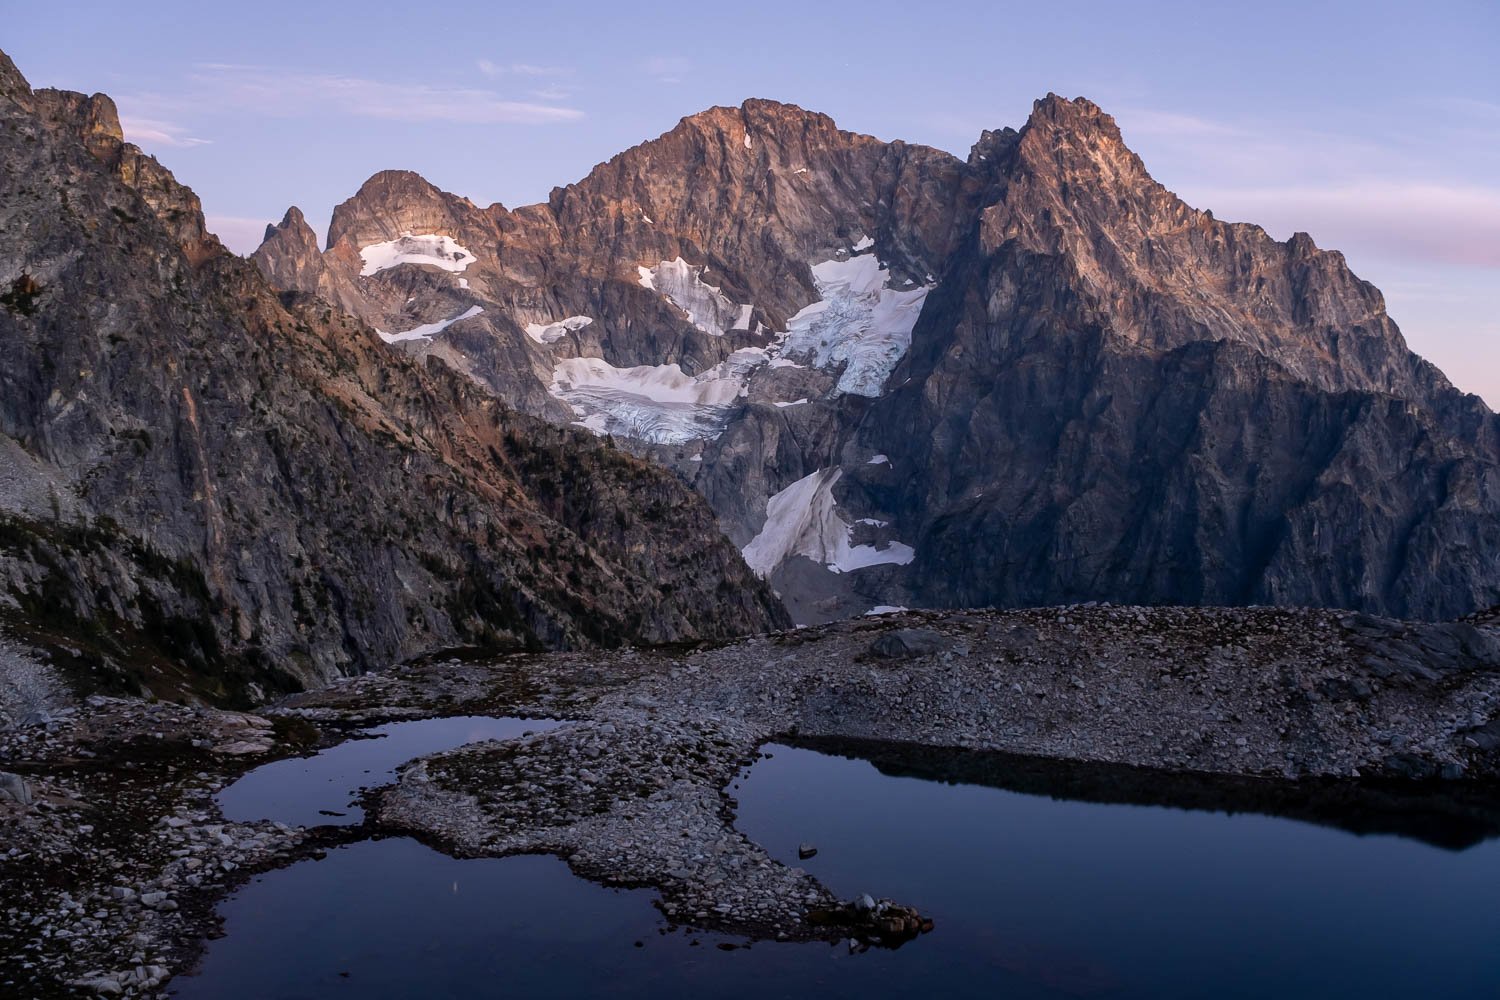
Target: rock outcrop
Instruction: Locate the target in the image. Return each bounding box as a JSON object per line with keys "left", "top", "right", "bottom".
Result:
{"left": 0, "top": 50, "right": 787, "bottom": 704}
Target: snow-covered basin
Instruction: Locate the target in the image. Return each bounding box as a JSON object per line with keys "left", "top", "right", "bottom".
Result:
{"left": 218, "top": 716, "right": 564, "bottom": 828}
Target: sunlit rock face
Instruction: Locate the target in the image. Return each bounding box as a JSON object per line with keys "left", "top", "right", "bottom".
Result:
{"left": 252, "top": 93, "right": 1500, "bottom": 624}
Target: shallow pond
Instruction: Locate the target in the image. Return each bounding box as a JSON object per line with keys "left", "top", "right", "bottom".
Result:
{"left": 217, "top": 715, "right": 563, "bottom": 827}
{"left": 177, "top": 736, "right": 1500, "bottom": 998}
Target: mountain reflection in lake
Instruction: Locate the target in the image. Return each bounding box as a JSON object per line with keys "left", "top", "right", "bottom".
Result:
{"left": 176, "top": 739, "right": 1500, "bottom": 999}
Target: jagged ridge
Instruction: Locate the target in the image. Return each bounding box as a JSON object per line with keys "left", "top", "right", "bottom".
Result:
{"left": 250, "top": 87, "right": 1500, "bottom": 622}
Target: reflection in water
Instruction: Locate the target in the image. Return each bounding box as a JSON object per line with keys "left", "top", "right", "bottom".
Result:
{"left": 785, "top": 735, "right": 1500, "bottom": 850}
{"left": 179, "top": 737, "right": 1500, "bottom": 999}
{"left": 217, "top": 716, "right": 564, "bottom": 827}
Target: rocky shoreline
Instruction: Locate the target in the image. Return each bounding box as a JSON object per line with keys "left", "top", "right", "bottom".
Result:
{"left": 3, "top": 604, "right": 1499, "bottom": 995}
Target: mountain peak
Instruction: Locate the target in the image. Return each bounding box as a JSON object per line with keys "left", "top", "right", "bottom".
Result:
{"left": 739, "top": 97, "right": 834, "bottom": 126}
{"left": 1022, "top": 93, "right": 1124, "bottom": 143}
{"left": 327, "top": 169, "right": 464, "bottom": 251}
{"left": 664, "top": 98, "right": 841, "bottom": 151}
{"left": 262, "top": 205, "right": 316, "bottom": 247}
{"left": 682, "top": 98, "right": 832, "bottom": 125}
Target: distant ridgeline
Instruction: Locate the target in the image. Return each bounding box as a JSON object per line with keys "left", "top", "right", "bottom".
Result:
{"left": 250, "top": 93, "right": 1500, "bottom": 624}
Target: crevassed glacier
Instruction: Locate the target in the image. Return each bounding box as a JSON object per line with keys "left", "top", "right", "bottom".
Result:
{"left": 779, "top": 252, "right": 931, "bottom": 397}
{"left": 550, "top": 348, "right": 767, "bottom": 445}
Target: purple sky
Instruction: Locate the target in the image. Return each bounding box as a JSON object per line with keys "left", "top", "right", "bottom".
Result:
{"left": 9, "top": 0, "right": 1497, "bottom": 403}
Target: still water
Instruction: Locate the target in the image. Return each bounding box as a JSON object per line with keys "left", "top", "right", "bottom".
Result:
{"left": 216, "top": 715, "right": 564, "bottom": 827}
{"left": 178, "top": 731, "right": 1500, "bottom": 998}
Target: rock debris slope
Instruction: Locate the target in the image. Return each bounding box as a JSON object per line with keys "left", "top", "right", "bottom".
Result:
{"left": 0, "top": 51, "right": 786, "bottom": 704}
{"left": 258, "top": 95, "right": 1500, "bottom": 623}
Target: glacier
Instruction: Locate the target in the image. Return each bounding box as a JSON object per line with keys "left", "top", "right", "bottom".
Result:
{"left": 524, "top": 315, "right": 594, "bottom": 345}
{"left": 359, "top": 233, "right": 475, "bottom": 277}
{"left": 376, "top": 305, "right": 485, "bottom": 344}
{"left": 778, "top": 251, "right": 931, "bottom": 397}
{"left": 741, "top": 468, "right": 916, "bottom": 578}
{"left": 638, "top": 257, "right": 751, "bottom": 336}
{"left": 549, "top": 348, "right": 768, "bottom": 445}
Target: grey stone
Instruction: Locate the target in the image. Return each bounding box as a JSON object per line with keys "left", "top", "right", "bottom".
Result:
{"left": 0, "top": 771, "right": 32, "bottom": 806}
{"left": 869, "top": 629, "right": 950, "bottom": 660}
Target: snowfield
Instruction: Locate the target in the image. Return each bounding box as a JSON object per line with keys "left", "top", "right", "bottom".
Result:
{"left": 741, "top": 468, "right": 916, "bottom": 578}
{"left": 524, "top": 315, "right": 594, "bottom": 345}
{"left": 549, "top": 348, "right": 768, "bottom": 444}
{"left": 779, "top": 251, "right": 931, "bottom": 397}
{"left": 638, "top": 258, "right": 752, "bottom": 336}
{"left": 359, "top": 233, "right": 475, "bottom": 276}
{"left": 376, "top": 305, "right": 484, "bottom": 344}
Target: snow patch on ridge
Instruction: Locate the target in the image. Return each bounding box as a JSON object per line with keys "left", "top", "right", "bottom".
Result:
{"left": 525, "top": 315, "right": 593, "bottom": 345}
{"left": 778, "top": 252, "right": 931, "bottom": 397}
{"left": 377, "top": 305, "right": 484, "bottom": 344}
{"left": 741, "top": 468, "right": 916, "bottom": 578}
{"left": 550, "top": 348, "right": 768, "bottom": 444}
{"left": 638, "top": 258, "right": 749, "bottom": 336}
{"left": 359, "top": 233, "right": 474, "bottom": 276}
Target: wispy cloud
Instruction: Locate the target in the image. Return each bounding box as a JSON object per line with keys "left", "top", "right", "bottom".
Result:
{"left": 1114, "top": 108, "right": 1244, "bottom": 139}
{"left": 476, "top": 58, "right": 570, "bottom": 79}
{"left": 199, "top": 63, "right": 582, "bottom": 123}
{"left": 118, "top": 115, "right": 210, "bottom": 148}
{"left": 1110, "top": 105, "right": 1500, "bottom": 271}
{"left": 641, "top": 56, "right": 690, "bottom": 84}
{"left": 125, "top": 63, "right": 584, "bottom": 126}
{"left": 1188, "top": 181, "right": 1500, "bottom": 270}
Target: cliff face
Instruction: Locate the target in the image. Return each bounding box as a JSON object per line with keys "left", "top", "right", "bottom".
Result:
{"left": 0, "top": 52, "right": 787, "bottom": 704}
{"left": 852, "top": 98, "right": 1500, "bottom": 618}
{"left": 254, "top": 89, "right": 1500, "bottom": 623}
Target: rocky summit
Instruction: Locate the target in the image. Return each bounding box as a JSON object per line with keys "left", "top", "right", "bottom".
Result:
{"left": 257, "top": 93, "right": 1500, "bottom": 625}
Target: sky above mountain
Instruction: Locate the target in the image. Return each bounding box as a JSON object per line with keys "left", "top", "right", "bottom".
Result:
{"left": 9, "top": 0, "right": 1497, "bottom": 403}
